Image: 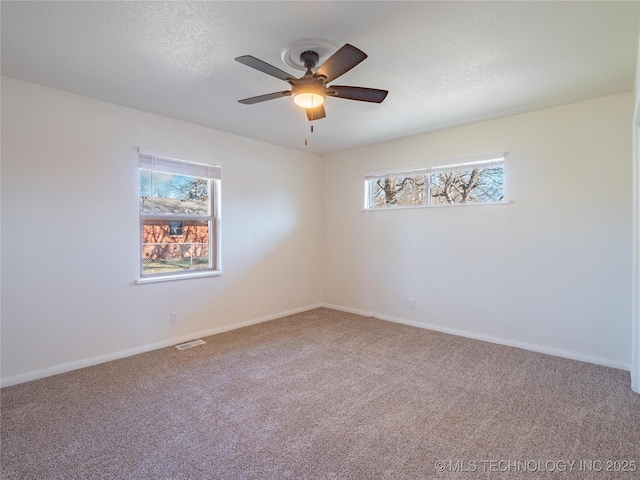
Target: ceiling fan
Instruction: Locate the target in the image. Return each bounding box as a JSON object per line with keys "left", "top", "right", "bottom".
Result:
{"left": 235, "top": 44, "right": 388, "bottom": 121}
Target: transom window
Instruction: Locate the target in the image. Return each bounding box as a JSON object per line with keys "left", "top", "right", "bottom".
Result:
{"left": 364, "top": 155, "right": 505, "bottom": 209}
{"left": 138, "top": 149, "right": 221, "bottom": 282}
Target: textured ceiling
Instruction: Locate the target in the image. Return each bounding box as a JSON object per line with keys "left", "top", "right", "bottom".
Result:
{"left": 2, "top": 1, "right": 638, "bottom": 155}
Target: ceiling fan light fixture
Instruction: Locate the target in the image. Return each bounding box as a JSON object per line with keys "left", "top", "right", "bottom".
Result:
{"left": 292, "top": 85, "right": 325, "bottom": 109}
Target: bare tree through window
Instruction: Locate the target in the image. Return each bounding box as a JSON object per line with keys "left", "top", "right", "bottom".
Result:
{"left": 431, "top": 167, "right": 503, "bottom": 205}
{"left": 368, "top": 160, "right": 504, "bottom": 208}
{"left": 138, "top": 152, "right": 220, "bottom": 278}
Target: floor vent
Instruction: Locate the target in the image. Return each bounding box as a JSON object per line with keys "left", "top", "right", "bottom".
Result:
{"left": 175, "top": 339, "right": 206, "bottom": 350}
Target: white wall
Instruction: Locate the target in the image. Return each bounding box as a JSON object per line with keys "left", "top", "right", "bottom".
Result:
{"left": 1, "top": 78, "right": 634, "bottom": 387}
{"left": 322, "top": 93, "right": 634, "bottom": 369}
{"left": 0, "top": 77, "right": 323, "bottom": 386}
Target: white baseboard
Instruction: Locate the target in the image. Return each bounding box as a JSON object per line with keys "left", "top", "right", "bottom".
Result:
{"left": 1, "top": 303, "right": 324, "bottom": 388}
{"left": 322, "top": 303, "right": 631, "bottom": 372}
{"left": 4, "top": 303, "right": 628, "bottom": 388}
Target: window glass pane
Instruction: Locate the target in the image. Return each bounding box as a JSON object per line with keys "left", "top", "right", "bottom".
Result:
{"left": 139, "top": 170, "right": 210, "bottom": 215}
{"left": 371, "top": 174, "right": 429, "bottom": 207}
{"left": 430, "top": 166, "right": 503, "bottom": 205}
{"left": 142, "top": 219, "right": 211, "bottom": 274}
{"left": 140, "top": 169, "right": 152, "bottom": 213}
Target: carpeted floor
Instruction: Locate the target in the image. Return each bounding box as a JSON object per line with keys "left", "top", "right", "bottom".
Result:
{"left": 1, "top": 308, "right": 639, "bottom": 479}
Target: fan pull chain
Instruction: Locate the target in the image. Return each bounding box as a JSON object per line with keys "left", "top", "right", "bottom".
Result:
{"left": 304, "top": 114, "right": 308, "bottom": 146}
{"left": 305, "top": 122, "right": 315, "bottom": 146}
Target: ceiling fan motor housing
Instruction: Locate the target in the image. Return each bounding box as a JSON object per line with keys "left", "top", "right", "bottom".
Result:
{"left": 300, "top": 51, "right": 320, "bottom": 70}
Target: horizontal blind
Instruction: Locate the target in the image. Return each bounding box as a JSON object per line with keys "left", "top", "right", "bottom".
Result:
{"left": 364, "top": 153, "right": 506, "bottom": 180}
{"left": 138, "top": 149, "right": 221, "bottom": 180}
{"left": 430, "top": 157, "right": 504, "bottom": 174}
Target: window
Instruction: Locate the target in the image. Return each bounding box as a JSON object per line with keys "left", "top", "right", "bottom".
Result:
{"left": 364, "top": 155, "right": 505, "bottom": 209}
{"left": 138, "top": 149, "right": 221, "bottom": 282}
{"left": 169, "top": 221, "right": 184, "bottom": 237}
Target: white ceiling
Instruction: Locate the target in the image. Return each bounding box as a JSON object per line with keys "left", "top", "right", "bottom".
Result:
{"left": 2, "top": 1, "right": 638, "bottom": 156}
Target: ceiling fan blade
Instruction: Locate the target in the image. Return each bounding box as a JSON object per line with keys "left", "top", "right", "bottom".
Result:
{"left": 306, "top": 105, "right": 326, "bottom": 121}
{"left": 235, "top": 55, "right": 296, "bottom": 82}
{"left": 316, "top": 44, "right": 367, "bottom": 83}
{"left": 238, "top": 91, "right": 292, "bottom": 105}
{"left": 328, "top": 86, "right": 388, "bottom": 103}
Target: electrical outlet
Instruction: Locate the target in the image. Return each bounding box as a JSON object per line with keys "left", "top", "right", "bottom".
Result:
{"left": 409, "top": 298, "right": 415, "bottom": 309}
{"left": 171, "top": 312, "right": 178, "bottom": 324}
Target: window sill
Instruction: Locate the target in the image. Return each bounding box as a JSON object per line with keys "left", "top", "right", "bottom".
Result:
{"left": 362, "top": 200, "right": 512, "bottom": 212}
{"left": 136, "top": 270, "right": 222, "bottom": 284}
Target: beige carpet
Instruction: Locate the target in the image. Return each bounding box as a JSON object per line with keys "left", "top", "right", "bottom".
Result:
{"left": 2, "top": 308, "right": 639, "bottom": 479}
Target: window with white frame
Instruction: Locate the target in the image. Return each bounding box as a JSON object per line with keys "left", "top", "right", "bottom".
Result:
{"left": 364, "top": 155, "right": 505, "bottom": 209}
{"left": 138, "top": 149, "right": 221, "bottom": 281}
